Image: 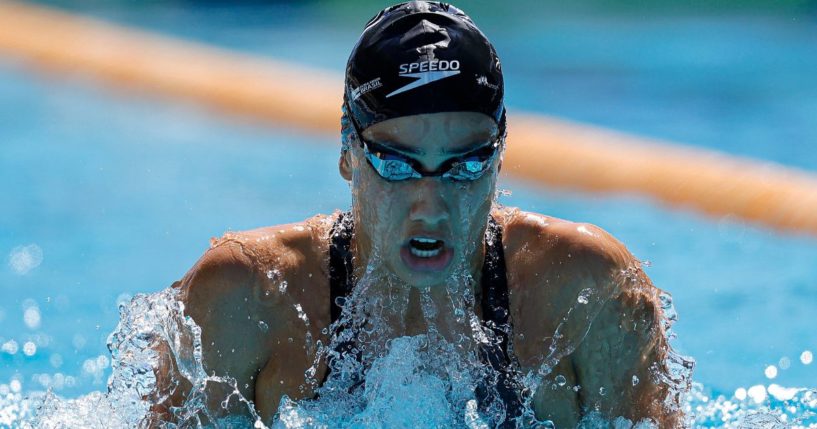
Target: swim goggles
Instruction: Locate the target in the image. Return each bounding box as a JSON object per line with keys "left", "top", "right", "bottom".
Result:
{"left": 346, "top": 107, "right": 501, "bottom": 182}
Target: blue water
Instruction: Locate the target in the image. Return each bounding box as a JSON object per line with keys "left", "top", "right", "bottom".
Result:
{"left": 1, "top": 1, "right": 816, "bottom": 426}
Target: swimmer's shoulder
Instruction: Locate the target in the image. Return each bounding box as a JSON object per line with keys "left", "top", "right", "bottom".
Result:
{"left": 497, "top": 207, "right": 633, "bottom": 277}
{"left": 176, "top": 213, "right": 338, "bottom": 319}
{"left": 164, "top": 214, "right": 336, "bottom": 405}
{"left": 498, "top": 212, "right": 677, "bottom": 425}
{"left": 499, "top": 206, "right": 657, "bottom": 333}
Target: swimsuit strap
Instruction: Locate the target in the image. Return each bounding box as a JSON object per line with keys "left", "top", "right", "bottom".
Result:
{"left": 481, "top": 215, "right": 511, "bottom": 359}
{"left": 329, "top": 211, "right": 354, "bottom": 322}
{"left": 323, "top": 211, "right": 360, "bottom": 388}
{"left": 478, "top": 216, "right": 526, "bottom": 426}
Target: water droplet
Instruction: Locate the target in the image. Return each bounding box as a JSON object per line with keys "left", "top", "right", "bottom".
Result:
{"left": 632, "top": 375, "right": 639, "bottom": 386}
{"left": 288, "top": 337, "right": 294, "bottom": 343}
{"left": 2, "top": 340, "right": 19, "bottom": 355}
{"left": 555, "top": 375, "right": 566, "bottom": 386}
{"left": 294, "top": 303, "right": 309, "bottom": 326}
{"left": 23, "top": 306, "right": 41, "bottom": 329}
{"left": 454, "top": 308, "right": 465, "bottom": 319}
{"left": 8, "top": 244, "right": 43, "bottom": 275}
{"left": 49, "top": 353, "right": 63, "bottom": 368}
{"left": 599, "top": 386, "right": 606, "bottom": 396}
{"left": 279, "top": 281, "right": 288, "bottom": 293}
{"left": 258, "top": 321, "right": 269, "bottom": 332}
{"left": 801, "top": 350, "right": 813, "bottom": 365}
{"left": 764, "top": 365, "right": 778, "bottom": 379}
{"left": 778, "top": 357, "right": 791, "bottom": 370}
{"left": 577, "top": 288, "right": 593, "bottom": 305}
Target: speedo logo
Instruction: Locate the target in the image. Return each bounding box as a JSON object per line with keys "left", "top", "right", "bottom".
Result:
{"left": 386, "top": 60, "right": 461, "bottom": 98}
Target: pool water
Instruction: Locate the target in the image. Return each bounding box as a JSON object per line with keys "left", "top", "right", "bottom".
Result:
{"left": 1, "top": 1, "right": 816, "bottom": 427}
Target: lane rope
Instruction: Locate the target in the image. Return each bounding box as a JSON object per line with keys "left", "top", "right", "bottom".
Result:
{"left": 2, "top": 0, "right": 816, "bottom": 236}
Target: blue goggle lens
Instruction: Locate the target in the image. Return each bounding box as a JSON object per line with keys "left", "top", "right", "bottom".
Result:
{"left": 362, "top": 143, "right": 498, "bottom": 182}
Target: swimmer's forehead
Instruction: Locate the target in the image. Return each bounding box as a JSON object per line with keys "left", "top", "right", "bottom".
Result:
{"left": 363, "top": 112, "right": 498, "bottom": 156}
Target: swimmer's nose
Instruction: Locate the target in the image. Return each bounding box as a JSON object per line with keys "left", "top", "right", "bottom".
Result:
{"left": 408, "top": 178, "right": 449, "bottom": 226}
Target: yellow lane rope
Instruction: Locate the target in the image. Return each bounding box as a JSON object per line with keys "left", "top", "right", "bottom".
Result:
{"left": 2, "top": 0, "right": 816, "bottom": 236}
{"left": 509, "top": 116, "right": 817, "bottom": 234}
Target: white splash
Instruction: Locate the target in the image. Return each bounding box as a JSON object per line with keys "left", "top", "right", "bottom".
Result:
{"left": 19, "top": 288, "right": 264, "bottom": 428}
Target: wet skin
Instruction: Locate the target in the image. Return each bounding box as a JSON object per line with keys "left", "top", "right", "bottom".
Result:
{"left": 153, "top": 112, "right": 680, "bottom": 427}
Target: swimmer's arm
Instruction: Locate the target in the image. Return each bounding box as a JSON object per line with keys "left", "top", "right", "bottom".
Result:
{"left": 149, "top": 243, "right": 275, "bottom": 424}
{"left": 571, "top": 239, "right": 684, "bottom": 426}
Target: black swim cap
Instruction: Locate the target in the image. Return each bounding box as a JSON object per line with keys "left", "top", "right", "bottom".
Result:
{"left": 342, "top": 1, "right": 505, "bottom": 146}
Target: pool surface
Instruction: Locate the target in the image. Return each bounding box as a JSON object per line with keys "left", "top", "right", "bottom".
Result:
{"left": 1, "top": 1, "right": 816, "bottom": 427}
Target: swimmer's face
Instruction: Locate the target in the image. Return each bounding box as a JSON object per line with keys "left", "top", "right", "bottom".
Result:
{"left": 340, "top": 111, "right": 501, "bottom": 288}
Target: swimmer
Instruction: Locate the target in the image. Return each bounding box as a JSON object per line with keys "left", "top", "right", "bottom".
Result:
{"left": 153, "top": 2, "right": 686, "bottom": 427}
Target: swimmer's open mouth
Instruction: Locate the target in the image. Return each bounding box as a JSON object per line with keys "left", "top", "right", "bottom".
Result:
{"left": 409, "top": 237, "right": 445, "bottom": 257}
{"left": 401, "top": 237, "right": 453, "bottom": 272}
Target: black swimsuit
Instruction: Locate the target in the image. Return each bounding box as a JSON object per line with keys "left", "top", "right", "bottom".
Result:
{"left": 324, "top": 212, "right": 525, "bottom": 425}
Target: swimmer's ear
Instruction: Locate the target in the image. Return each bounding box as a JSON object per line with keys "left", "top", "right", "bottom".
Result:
{"left": 339, "top": 150, "right": 352, "bottom": 181}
